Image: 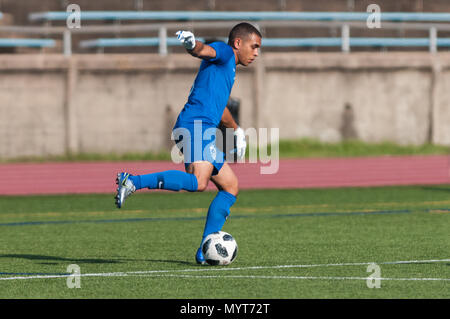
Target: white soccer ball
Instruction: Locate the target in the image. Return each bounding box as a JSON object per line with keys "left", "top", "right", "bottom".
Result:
{"left": 201, "top": 231, "right": 238, "bottom": 266}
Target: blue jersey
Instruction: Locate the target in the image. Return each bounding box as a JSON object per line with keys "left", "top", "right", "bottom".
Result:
{"left": 175, "top": 41, "right": 236, "bottom": 128}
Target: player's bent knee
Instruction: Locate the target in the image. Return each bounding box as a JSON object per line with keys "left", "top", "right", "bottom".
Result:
{"left": 226, "top": 180, "right": 239, "bottom": 197}
{"left": 196, "top": 180, "right": 209, "bottom": 192}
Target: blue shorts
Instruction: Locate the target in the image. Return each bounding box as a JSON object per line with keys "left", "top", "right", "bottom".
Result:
{"left": 173, "top": 121, "right": 225, "bottom": 176}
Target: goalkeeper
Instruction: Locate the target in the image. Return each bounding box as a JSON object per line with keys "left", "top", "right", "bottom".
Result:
{"left": 115, "top": 22, "right": 262, "bottom": 264}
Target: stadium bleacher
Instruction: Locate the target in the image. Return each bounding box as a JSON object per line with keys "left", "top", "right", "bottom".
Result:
{"left": 0, "top": 0, "right": 448, "bottom": 54}
{"left": 28, "top": 11, "right": 450, "bottom": 22}
{"left": 79, "top": 37, "right": 450, "bottom": 51}
{"left": 0, "top": 38, "right": 55, "bottom": 48}
{"left": 4, "top": 0, "right": 450, "bottom": 24}
{"left": 0, "top": 10, "right": 54, "bottom": 52}
{"left": 66, "top": 11, "right": 450, "bottom": 54}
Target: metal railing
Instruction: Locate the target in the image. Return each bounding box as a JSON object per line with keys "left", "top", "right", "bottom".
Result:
{"left": 0, "top": 12, "right": 448, "bottom": 55}
{"left": 79, "top": 36, "right": 450, "bottom": 52}
{"left": 28, "top": 11, "right": 450, "bottom": 22}
{"left": 0, "top": 38, "right": 55, "bottom": 48}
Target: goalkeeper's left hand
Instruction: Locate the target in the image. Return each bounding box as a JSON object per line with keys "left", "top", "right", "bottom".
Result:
{"left": 234, "top": 127, "right": 246, "bottom": 160}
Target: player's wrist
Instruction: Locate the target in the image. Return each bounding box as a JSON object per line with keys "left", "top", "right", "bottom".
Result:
{"left": 187, "top": 39, "right": 196, "bottom": 50}
{"left": 234, "top": 127, "right": 244, "bottom": 135}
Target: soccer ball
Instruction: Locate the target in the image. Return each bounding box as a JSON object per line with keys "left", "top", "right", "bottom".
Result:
{"left": 201, "top": 231, "right": 238, "bottom": 266}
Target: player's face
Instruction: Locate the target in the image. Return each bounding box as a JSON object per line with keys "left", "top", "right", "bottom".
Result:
{"left": 235, "top": 33, "right": 261, "bottom": 66}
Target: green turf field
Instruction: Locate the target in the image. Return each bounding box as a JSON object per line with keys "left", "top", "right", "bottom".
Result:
{"left": 0, "top": 185, "right": 449, "bottom": 298}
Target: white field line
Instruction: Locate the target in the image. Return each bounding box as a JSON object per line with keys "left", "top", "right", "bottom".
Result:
{"left": 137, "top": 274, "right": 450, "bottom": 282}
{"left": 0, "top": 258, "right": 449, "bottom": 281}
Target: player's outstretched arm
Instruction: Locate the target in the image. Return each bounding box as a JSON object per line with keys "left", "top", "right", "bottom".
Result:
{"left": 176, "top": 30, "right": 216, "bottom": 60}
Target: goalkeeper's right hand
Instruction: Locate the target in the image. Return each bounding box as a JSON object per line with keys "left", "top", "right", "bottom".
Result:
{"left": 175, "top": 30, "right": 196, "bottom": 50}
{"left": 234, "top": 127, "right": 247, "bottom": 160}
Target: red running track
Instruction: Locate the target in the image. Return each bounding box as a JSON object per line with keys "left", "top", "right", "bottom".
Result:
{"left": 0, "top": 155, "right": 449, "bottom": 195}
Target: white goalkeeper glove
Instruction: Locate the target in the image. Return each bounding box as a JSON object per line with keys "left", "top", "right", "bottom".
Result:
{"left": 175, "top": 30, "right": 196, "bottom": 50}
{"left": 234, "top": 127, "right": 246, "bottom": 160}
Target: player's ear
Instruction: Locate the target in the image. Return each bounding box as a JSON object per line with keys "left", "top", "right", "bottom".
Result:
{"left": 233, "top": 38, "right": 242, "bottom": 50}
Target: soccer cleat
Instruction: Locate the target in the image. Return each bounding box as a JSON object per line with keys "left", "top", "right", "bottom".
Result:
{"left": 115, "top": 172, "right": 136, "bottom": 209}
{"left": 195, "top": 247, "right": 206, "bottom": 265}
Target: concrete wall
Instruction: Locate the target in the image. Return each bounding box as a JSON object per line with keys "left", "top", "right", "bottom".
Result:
{"left": 260, "top": 52, "right": 449, "bottom": 146}
{"left": 0, "top": 70, "right": 66, "bottom": 158}
{"left": 0, "top": 52, "right": 449, "bottom": 159}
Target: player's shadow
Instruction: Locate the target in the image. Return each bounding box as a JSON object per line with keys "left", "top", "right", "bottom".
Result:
{"left": 0, "top": 254, "right": 197, "bottom": 266}
{"left": 124, "top": 259, "right": 193, "bottom": 266}
{"left": 0, "top": 254, "right": 123, "bottom": 264}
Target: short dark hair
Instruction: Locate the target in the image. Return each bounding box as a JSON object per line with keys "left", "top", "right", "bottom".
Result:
{"left": 228, "top": 22, "right": 262, "bottom": 47}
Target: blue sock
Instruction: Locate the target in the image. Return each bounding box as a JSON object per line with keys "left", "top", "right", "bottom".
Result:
{"left": 201, "top": 191, "right": 237, "bottom": 243}
{"left": 129, "top": 170, "right": 198, "bottom": 192}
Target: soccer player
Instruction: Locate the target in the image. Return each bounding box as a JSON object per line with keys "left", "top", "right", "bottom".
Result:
{"left": 115, "top": 22, "right": 262, "bottom": 264}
